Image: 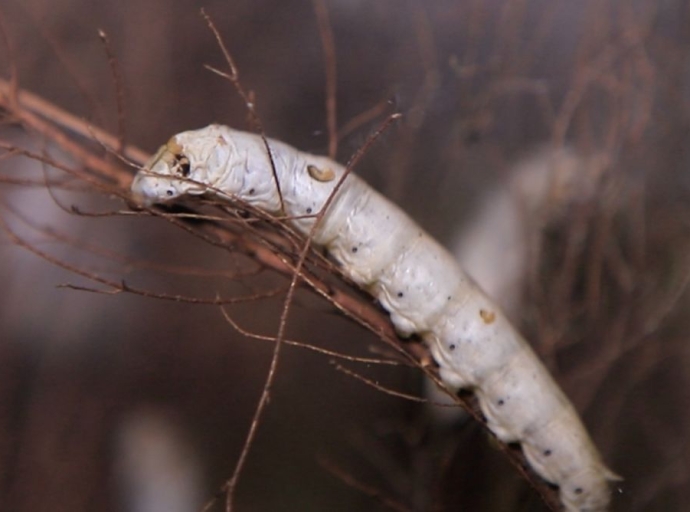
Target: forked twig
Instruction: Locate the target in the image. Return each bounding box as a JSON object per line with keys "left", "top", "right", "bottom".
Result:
{"left": 221, "top": 111, "right": 402, "bottom": 512}
{"left": 200, "top": 8, "right": 286, "bottom": 215}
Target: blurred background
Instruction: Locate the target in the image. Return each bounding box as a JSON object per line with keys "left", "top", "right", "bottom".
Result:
{"left": 0, "top": 0, "right": 688, "bottom": 511}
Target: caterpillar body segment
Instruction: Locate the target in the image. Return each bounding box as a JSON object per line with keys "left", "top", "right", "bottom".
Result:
{"left": 131, "top": 124, "right": 619, "bottom": 511}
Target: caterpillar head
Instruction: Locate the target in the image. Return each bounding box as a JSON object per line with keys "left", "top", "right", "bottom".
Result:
{"left": 131, "top": 125, "right": 233, "bottom": 206}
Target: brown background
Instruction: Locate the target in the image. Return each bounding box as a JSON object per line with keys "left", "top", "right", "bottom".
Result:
{"left": 0, "top": 1, "right": 689, "bottom": 511}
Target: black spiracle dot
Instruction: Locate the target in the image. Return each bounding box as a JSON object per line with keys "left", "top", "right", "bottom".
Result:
{"left": 248, "top": 188, "right": 255, "bottom": 195}
{"left": 448, "top": 344, "right": 456, "bottom": 351}
{"left": 166, "top": 190, "right": 174, "bottom": 197}
{"left": 543, "top": 449, "right": 552, "bottom": 457}
{"left": 497, "top": 399, "right": 505, "bottom": 406}
{"left": 351, "top": 247, "right": 358, "bottom": 253}
{"left": 574, "top": 487, "right": 583, "bottom": 495}
{"left": 397, "top": 292, "right": 404, "bottom": 298}
{"left": 306, "top": 207, "right": 312, "bottom": 214}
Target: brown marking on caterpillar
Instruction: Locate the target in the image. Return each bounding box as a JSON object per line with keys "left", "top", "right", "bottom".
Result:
{"left": 307, "top": 164, "right": 335, "bottom": 182}
{"left": 480, "top": 309, "right": 496, "bottom": 324}
{"left": 146, "top": 138, "right": 185, "bottom": 171}
{"left": 158, "top": 138, "right": 191, "bottom": 177}
{"left": 166, "top": 137, "right": 184, "bottom": 156}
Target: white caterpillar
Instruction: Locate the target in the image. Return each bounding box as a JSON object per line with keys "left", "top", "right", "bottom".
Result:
{"left": 131, "top": 124, "right": 620, "bottom": 511}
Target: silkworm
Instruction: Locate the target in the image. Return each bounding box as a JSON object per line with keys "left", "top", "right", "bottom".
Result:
{"left": 131, "top": 124, "right": 620, "bottom": 511}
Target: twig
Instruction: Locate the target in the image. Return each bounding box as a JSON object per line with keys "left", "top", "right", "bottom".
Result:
{"left": 97, "top": 29, "right": 127, "bottom": 153}
{"left": 332, "top": 362, "right": 429, "bottom": 403}
{"left": 311, "top": 0, "right": 338, "bottom": 159}
{"left": 220, "top": 306, "right": 403, "bottom": 366}
{"left": 200, "top": 8, "right": 285, "bottom": 215}
{"left": 0, "top": 78, "right": 148, "bottom": 168}
{"left": 318, "top": 457, "right": 414, "bottom": 512}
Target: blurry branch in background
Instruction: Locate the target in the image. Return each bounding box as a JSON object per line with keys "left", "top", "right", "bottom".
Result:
{"left": 0, "top": 78, "right": 141, "bottom": 189}
{"left": 0, "top": 11, "right": 564, "bottom": 511}
{"left": 310, "top": 0, "right": 338, "bottom": 159}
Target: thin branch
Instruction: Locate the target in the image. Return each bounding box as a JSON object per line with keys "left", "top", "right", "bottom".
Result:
{"left": 97, "top": 29, "right": 127, "bottom": 153}
{"left": 220, "top": 305, "right": 403, "bottom": 366}
{"left": 0, "top": 10, "right": 19, "bottom": 108}
{"left": 338, "top": 98, "right": 391, "bottom": 142}
{"left": 332, "top": 362, "right": 429, "bottom": 403}
{"left": 200, "top": 8, "right": 285, "bottom": 215}
{"left": 318, "top": 457, "right": 414, "bottom": 512}
{"left": 311, "top": 0, "right": 338, "bottom": 159}
{"left": 0, "top": 78, "right": 148, "bottom": 168}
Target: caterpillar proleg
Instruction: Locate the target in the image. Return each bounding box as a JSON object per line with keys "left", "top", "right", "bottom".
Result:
{"left": 131, "top": 124, "right": 620, "bottom": 511}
